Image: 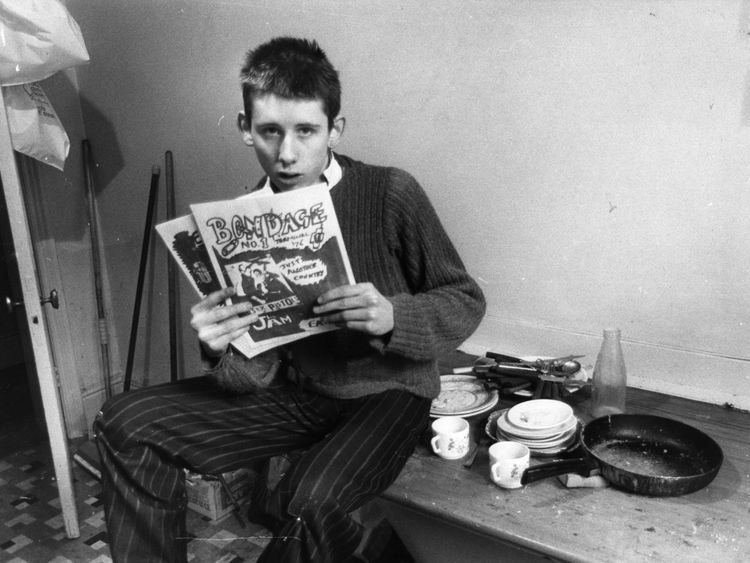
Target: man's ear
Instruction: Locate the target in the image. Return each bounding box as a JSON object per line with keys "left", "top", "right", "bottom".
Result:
{"left": 328, "top": 115, "right": 346, "bottom": 148}
{"left": 237, "top": 112, "right": 254, "bottom": 146}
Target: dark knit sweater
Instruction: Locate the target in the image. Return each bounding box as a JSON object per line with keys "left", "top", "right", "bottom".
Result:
{"left": 280, "top": 154, "right": 485, "bottom": 400}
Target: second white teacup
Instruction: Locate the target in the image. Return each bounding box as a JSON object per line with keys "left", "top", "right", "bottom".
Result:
{"left": 489, "top": 441, "right": 530, "bottom": 489}
{"left": 430, "top": 416, "right": 470, "bottom": 460}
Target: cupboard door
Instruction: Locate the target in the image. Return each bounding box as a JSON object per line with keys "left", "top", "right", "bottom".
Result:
{"left": 0, "top": 91, "right": 79, "bottom": 538}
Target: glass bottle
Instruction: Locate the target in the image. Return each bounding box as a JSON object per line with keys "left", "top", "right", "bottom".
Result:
{"left": 590, "top": 328, "right": 627, "bottom": 418}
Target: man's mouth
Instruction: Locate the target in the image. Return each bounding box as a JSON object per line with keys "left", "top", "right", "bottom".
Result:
{"left": 276, "top": 172, "right": 302, "bottom": 183}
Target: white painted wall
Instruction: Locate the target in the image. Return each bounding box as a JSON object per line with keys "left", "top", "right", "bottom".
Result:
{"left": 64, "top": 0, "right": 750, "bottom": 417}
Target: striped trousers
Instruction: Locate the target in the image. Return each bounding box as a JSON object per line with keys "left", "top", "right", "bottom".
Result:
{"left": 94, "top": 375, "right": 430, "bottom": 563}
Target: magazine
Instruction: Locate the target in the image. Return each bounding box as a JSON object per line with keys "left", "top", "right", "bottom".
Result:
{"left": 157, "top": 184, "right": 355, "bottom": 358}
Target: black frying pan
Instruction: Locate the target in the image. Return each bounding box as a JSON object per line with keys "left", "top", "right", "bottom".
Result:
{"left": 521, "top": 414, "right": 723, "bottom": 496}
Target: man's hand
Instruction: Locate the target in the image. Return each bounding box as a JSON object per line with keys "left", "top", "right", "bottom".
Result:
{"left": 312, "top": 282, "right": 394, "bottom": 336}
{"left": 190, "top": 287, "right": 259, "bottom": 356}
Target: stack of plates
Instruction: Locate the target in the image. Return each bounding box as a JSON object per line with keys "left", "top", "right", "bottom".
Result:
{"left": 485, "top": 399, "right": 579, "bottom": 456}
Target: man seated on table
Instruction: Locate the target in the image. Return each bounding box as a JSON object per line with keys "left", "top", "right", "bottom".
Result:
{"left": 94, "top": 36, "right": 485, "bottom": 563}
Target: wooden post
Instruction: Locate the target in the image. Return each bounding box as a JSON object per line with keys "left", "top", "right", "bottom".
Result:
{"left": 0, "top": 89, "right": 79, "bottom": 538}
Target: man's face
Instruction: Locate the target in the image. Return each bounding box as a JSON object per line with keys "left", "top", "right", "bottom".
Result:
{"left": 243, "top": 94, "right": 342, "bottom": 191}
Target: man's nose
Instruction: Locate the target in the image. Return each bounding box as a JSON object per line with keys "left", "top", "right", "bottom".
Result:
{"left": 278, "top": 134, "right": 297, "bottom": 165}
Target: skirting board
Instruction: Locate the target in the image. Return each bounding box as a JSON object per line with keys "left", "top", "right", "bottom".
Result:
{"left": 80, "top": 384, "right": 116, "bottom": 440}
{"left": 73, "top": 439, "right": 101, "bottom": 481}
{"left": 462, "top": 316, "right": 750, "bottom": 412}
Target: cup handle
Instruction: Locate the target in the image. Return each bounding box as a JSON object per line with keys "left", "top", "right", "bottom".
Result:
{"left": 430, "top": 436, "right": 441, "bottom": 454}
{"left": 491, "top": 461, "right": 502, "bottom": 481}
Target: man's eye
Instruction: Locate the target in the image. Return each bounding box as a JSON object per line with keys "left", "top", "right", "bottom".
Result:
{"left": 261, "top": 127, "right": 280, "bottom": 137}
{"left": 298, "top": 127, "right": 315, "bottom": 137}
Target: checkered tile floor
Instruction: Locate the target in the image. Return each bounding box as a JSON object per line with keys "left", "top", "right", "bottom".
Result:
{"left": 0, "top": 443, "right": 270, "bottom": 563}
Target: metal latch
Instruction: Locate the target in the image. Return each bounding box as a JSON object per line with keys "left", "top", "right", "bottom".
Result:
{"left": 5, "top": 289, "right": 59, "bottom": 313}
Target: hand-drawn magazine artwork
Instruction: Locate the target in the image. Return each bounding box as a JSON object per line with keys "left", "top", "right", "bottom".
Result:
{"left": 189, "top": 184, "right": 355, "bottom": 354}
{"left": 155, "top": 214, "right": 260, "bottom": 358}
{"left": 156, "top": 215, "right": 220, "bottom": 297}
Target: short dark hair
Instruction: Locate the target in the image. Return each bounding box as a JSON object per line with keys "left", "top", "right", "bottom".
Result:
{"left": 240, "top": 37, "right": 341, "bottom": 129}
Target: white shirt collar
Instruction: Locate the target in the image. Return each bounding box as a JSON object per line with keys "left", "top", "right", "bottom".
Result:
{"left": 259, "top": 152, "right": 342, "bottom": 193}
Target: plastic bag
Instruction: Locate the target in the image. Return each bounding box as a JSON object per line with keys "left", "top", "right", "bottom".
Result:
{"left": 0, "top": 0, "right": 89, "bottom": 86}
{"left": 3, "top": 82, "right": 70, "bottom": 170}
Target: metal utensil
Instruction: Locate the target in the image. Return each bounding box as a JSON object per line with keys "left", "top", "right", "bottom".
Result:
{"left": 489, "top": 355, "right": 584, "bottom": 377}
{"left": 528, "top": 355, "right": 585, "bottom": 375}
{"left": 463, "top": 435, "right": 489, "bottom": 468}
{"left": 462, "top": 440, "right": 481, "bottom": 468}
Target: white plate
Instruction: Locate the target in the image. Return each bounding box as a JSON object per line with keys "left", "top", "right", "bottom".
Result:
{"left": 506, "top": 399, "right": 574, "bottom": 432}
{"left": 497, "top": 422, "right": 577, "bottom": 447}
{"left": 485, "top": 409, "right": 580, "bottom": 457}
{"left": 526, "top": 432, "right": 579, "bottom": 456}
{"left": 430, "top": 375, "right": 499, "bottom": 417}
{"left": 497, "top": 411, "right": 577, "bottom": 440}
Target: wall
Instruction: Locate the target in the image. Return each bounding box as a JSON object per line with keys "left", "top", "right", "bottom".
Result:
{"left": 63, "top": 0, "right": 750, "bottom": 418}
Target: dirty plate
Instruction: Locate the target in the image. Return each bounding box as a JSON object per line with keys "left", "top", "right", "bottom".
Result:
{"left": 431, "top": 375, "right": 499, "bottom": 417}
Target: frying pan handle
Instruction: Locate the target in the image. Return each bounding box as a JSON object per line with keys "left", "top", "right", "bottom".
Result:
{"left": 521, "top": 458, "right": 597, "bottom": 485}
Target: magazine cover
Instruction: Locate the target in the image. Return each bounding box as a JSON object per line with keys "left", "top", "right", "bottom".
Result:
{"left": 189, "top": 184, "right": 355, "bottom": 351}
{"left": 155, "top": 214, "right": 220, "bottom": 297}
{"left": 155, "top": 214, "right": 263, "bottom": 358}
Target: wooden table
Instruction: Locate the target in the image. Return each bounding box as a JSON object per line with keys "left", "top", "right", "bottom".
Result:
{"left": 380, "top": 382, "right": 749, "bottom": 562}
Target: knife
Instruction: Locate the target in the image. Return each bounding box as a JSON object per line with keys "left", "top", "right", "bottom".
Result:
{"left": 485, "top": 351, "right": 525, "bottom": 363}
{"left": 463, "top": 435, "right": 489, "bottom": 468}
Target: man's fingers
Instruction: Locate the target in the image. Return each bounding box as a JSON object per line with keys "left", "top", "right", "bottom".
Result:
{"left": 314, "top": 298, "right": 352, "bottom": 315}
{"left": 191, "top": 300, "right": 255, "bottom": 330}
{"left": 209, "top": 301, "right": 256, "bottom": 323}
{"left": 190, "top": 286, "right": 236, "bottom": 315}
{"left": 189, "top": 287, "right": 263, "bottom": 355}
{"left": 316, "top": 283, "right": 372, "bottom": 304}
{"left": 313, "top": 282, "right": 393, "bottom": 336}
{"left": 197, "top": 313, "right": 258, "bottom": 350}
{"left": 314, "top": 284, "right": 378, "bottom": 314}
{"left": 208, "top": 309, "right": 259, "bottom": 335}
{"left": 323, "top": 308, "right": 373, "bottom": 323}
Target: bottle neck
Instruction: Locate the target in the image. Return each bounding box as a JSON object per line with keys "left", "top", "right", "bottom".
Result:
{"left": 602, "top": 328, "right": 621, "bottom": 340}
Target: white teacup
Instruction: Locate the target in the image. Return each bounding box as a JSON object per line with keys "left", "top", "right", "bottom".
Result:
{"left": 489, "top": 441, "right": 530, "bottom": 489}
{"left": 430, "top": 416, "right": 470, "bottom": 460}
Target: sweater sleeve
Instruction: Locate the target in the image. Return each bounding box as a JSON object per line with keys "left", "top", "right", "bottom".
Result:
{"left": 375, "top": 169, "right": 486, "bottom": 361}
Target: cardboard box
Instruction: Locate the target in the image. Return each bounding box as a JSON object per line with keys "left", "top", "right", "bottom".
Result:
{"left": 185, "top": 468, "right": 253, "bottom": 522}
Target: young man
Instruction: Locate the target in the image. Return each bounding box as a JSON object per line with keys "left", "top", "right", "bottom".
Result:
{"left": 95, "top": 37, "right": 485, "bottom": 563}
